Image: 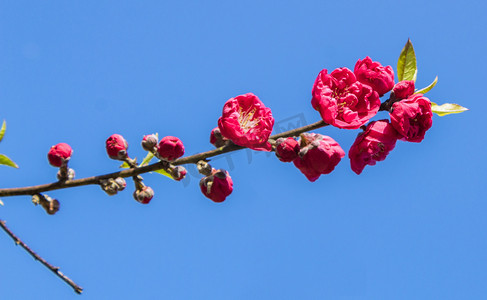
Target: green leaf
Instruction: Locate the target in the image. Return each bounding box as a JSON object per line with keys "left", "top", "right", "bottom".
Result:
{"left": 0, "top": 120, "right": 6, "bottom": 142}
{"left": 431, "top": 102, "right": 469, "bottom": 116}
{"left": 0, "top": 154, "right": 18, "bottom": 168}
{"left": 139, "top": 152, "right": 154, "bottom": 167}
{"left": 120, "top": 161, "right": 130, "bottom": 168}
{"left": 0, "top": 199, "right": 4, "bottom": 206}
{"left": 397, "top": 39, "right": 418, "bottom": 82}
{"left": 154, "top": 168, "right": 174, "bottom": 180}
{"left": 415, "top": 76, "right": 438, "bottom": 95}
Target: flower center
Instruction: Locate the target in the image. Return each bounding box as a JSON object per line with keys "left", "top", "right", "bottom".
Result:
{"left": 238, "top": 107, "right": 259, "bottom": 133}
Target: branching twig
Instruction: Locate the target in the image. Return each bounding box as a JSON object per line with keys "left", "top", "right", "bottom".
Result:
{"left": 0, "top": 120, "right": 329, "bottom": 197}
{"left": 0, "top": 219, "right": 83, "bottom": 294}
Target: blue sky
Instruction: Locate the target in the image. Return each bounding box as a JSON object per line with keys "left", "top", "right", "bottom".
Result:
{"left": 0, "top": 1, "right": 486, "bottom": 299}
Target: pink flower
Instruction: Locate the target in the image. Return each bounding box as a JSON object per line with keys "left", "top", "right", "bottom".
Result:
{"left": 393, "top": 80, "right": 415, "bottom": 100}
{"left": 390, "top": 94, "right": 433, "bottom": 143}
{"left": 293, "top": 133, "right": 345, "bottom": 182}
{"left": 106, "top": 134, "right": 128, "bottom": 160}
{"left": 312, "top": 68, "right": 380, "bottom": 129}
{"left": 218, "top": 93, "right": 274, "bottom": 151}
{"left": 157, "top": 136, "right": 185, "bottom": 161}
{"left": 354, "top": 56, "right": 395, "bottom": 96}
{"left": 199, "top": 169, "right": 234, "bottom": 203}
{"left": 348, "top": 120, "right": 399, "bottom": 175}
{"left": 48, "top": 143, "right": 73, "bottom": 167}
{"left": 133, "top": 186, "right": 154, "bottom": 204}
{"left": 210, "top": 127, "right": 228, "bottom": 148}
{"left": 275, "top": 137, "right": 300, "bottom": 162}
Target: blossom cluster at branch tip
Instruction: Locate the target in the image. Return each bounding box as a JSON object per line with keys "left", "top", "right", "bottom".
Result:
{"left": 218, "top": 93, "right": 274, "bottom": 151}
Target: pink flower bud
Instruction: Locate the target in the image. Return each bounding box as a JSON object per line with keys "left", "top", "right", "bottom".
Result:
{"left": 390, "top": 94, "right": 432, "bottom": 143}
{"left": 218, "top": 93, "right": 274, "bottom": 151}
{"left": 114, "top": 177, "right": 126, "bottom": 191}
{"left": 393, "top": 80, "right": 415, "bottom": 100}
{"left": 133, "top": 186, "right": 154, "bottom": 204}
{"left": 157, "top": 136, "right": 185, "bottom": 161}
{"left": 47, "top": 143, "right": 73, "bottom": 167}
{"left": 210, "top": 127, "right": 228, "bottom": 148}
{"left": 199, "top": 169, "right": 233, "bottom": 203}
{"left": 106, "top": 134, "right": 128, "bottom": 160}
{"left": 348, "top": 120, "right": 399, "bottom": 174}
{"left": 170, "top": 166, "right": 187, "bottom": 181}
{"left": 141, "top": 134, "right": 158, "bottom": 152}
{"left": 354, "top": 56, "right": 395, "bottom": 97}
{"left": 293, "top": 133, "right": 345, "bottom": 182}
{"left": 275, "top": 137, "right": 299, "bottom": 162}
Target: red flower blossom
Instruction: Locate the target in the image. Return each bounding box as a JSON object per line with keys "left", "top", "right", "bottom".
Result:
{"left": 293, "top": 133, "right": 345, "bottom": 182}
{"left": 312, "top": 68, "right": 380, "bottom": 129}
{"left": 354, "top": 56, "right": 395, "bottom": 97}
{"left": 218, "top": 93, "right": 274, "bottom": 151}
{"left": 348, "top": 120, "right": 399, "bottom": 175}
{"left": 47, "top": 143, "right": 73, "bottom": 167}
{"left": 200, "top": 169, "right": 233, "bottom": 203}
{"left": 106, "top": 134, "right": 128, "bottom": 160}
{"left": 390, "top": 94, "right": 433, "bottom": 143}
{"left": 157, "top": 136, "right": 185, "bottom": 161}
{"left": 393, "top": 80, "right": 415, "bottom": 100}
{"left": 275, "top": 137, "right": 300, "bottom": 162}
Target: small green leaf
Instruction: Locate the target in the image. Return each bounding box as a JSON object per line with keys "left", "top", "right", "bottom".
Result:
{"left": 120, "top": 161, "right": 130, "bottom": 168}
{"left": 139, "top": 152, "right": 154, "bottom": 167}
{"left": 0, "top": 199, "right": 4, "bottom": 206}
{"left": 415, "top": 76, "right": 438, "bottom": 95}
{"left": 154, "top": 168, "right": 174, "bottom": 180}
{"left": 0, "top": 120, "right": 6, "bottom": 142}
{"left": 397, "top": 39, "right": 418, "bottom": 82}
{"left": 0, "top": 154, "right": 18, "bottom": 168}
{"left": 431, "top": 102, "right": 469, "bottom": 116}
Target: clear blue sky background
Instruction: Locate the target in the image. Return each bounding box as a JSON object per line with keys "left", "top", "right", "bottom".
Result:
{"left": 0, "top": 1, "right": 485, "bottom": 299}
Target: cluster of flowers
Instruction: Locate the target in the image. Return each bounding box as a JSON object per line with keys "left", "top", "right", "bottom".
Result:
{"left": 212, "top": 57, "right": 433, "bottom": 184}
{"left": 45, "top": 57, "right": 433, "bottom": 205}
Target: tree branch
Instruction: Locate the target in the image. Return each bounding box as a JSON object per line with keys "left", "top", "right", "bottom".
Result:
{"left": 0, "top": 120, "right": 329, "bottom": 197}
{"left": 0, "top": 219, "right": 83, "bottom": 294}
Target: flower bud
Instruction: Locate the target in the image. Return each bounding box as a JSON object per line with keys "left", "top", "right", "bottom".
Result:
{"left": 393, "top": 80, "right": 415, "bottom": 100}
{"left": 47, "top": 143, "right": 73, "bottom": 167}
{"left": 293, "top": 133, "right": 345, "bottom": 182}
{"left": 57, "top": 168, "right": 75, "bottom": 181}
{"left": 170, "top": 166, "right": 187, "bottom": 181}
{"left": 196, "top": 160, "right": 212, "bottom": 176}
{"left": 141, "top": 134, "right": 158, "bottom": 152}
{"left": 275, "top": 137, "right": 299, "bottom": 162}
{"left": 106, "top": 134, "right": 128, "bottom": 160}
{"left": 210, "top": 127, "right": 228, "bottom": 148}
{"left": 114, "top": 177, "right": 126, "bottom": 191}
{"left": 133, "top": 186, "right": 154, "bottom": 204}
{"left": 157, "top": 136, "right": 185, "bottom": 161}
{"left": 199, "top": 169, "right": 233, "bottom": 203}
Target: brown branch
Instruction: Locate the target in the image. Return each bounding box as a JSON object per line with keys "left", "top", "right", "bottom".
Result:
{"left": 0, "top": 120, "right": 329, "bottom": 197}
{"left": 0, "top": 219, "right": 83, "bottom": 294}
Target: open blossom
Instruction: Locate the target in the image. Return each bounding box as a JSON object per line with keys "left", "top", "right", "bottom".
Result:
{"left": 48, "top": 143, "right": 73, "bottom": 167}
{"left": 348, "top": 120, "right": 399, "bottom": 175}
{"left": 218, "top": 93, "right": 274, "bottom": 151}
{"left": 354, "top": 56, "right": 395, "bottom": 96}
{"left": 393, "top": 80, "right": 415, "bottom": 100}
{"left": 293, "top": 133, "right": 345, "bottom": 182}
{"left": 390, "top": 94, "right": 433, "bottom": 143}
{"left": 312, "top": 68, "right": 380, "bottom": 129}
{"left": 200, "top": 169, "right": 233, "bottom": 203}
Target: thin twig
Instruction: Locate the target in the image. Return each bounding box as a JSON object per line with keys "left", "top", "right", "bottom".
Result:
{"left": 0, "top": 219, "right": 83, "bottom": 294}
{"left": 0, "top": 120, "right": 329, "bottom": 197}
